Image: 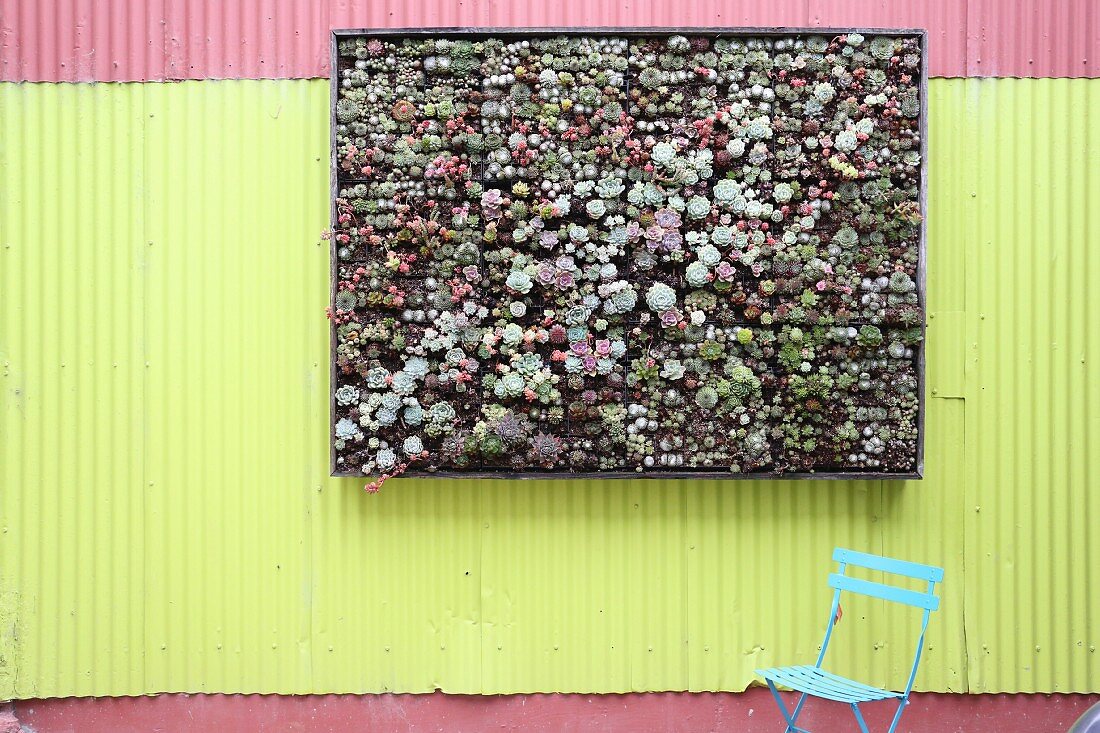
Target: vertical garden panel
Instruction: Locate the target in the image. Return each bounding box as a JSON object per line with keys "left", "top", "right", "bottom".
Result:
{"left": 328, "top": 30, "right": 929, "bottom": 481}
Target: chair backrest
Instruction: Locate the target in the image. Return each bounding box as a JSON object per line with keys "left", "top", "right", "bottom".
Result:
{"left": 816, "top": 548, "right": 945, "bottom": 695}
{"left": 828, "top": 547, "right": 944, "bottom": 611}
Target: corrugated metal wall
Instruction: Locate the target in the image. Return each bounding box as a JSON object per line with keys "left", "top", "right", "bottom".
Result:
{"left": 3, "top": 0, "right": 1098, "bottom": 81}
{"left": 1, "top": 77, "right": 1098, "bottom": 699}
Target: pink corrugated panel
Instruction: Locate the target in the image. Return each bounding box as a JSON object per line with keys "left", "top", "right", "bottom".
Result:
{"left": 0, "top": 0, "right": 167, "bottom": 82}
{"left": 326, "top": 0, "right": 807, "bottom": 33}
{"left": 162, "top": 0, "right": 326, "bottom": 81}
{"left": 1, "top": 0, "right": 1097, "bottom": 81}
{"left": 966, "top": 0, "right": 1098, "bottom": 77}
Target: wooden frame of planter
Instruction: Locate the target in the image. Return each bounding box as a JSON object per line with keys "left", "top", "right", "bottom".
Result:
{"left": 330, "top": 27, "right": 928, "bottom": 480}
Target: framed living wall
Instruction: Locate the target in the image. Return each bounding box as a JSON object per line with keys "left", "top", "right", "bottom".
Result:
{"left": 329, "top": 28, "right": 927, "bottom": 482}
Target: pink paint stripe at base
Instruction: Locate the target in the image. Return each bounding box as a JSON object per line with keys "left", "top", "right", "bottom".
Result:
{"left": 14, "top": 690, "right": 1100, "bottom": 733}
{"left": 2, "top": 0, "right": 1098, "bottom": 82}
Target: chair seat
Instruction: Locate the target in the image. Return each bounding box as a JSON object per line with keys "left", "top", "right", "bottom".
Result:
{"left": 756, "top": 665, "right": 903, "bottom": 704}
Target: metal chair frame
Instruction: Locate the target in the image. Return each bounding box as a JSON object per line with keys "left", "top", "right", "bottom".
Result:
{"left": 755, "top": 547, "right": 944, "bottom": 733}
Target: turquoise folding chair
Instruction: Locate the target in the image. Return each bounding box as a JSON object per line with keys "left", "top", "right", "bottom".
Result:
{"left": 755, "top": 547, "right": 944, "bottom": 733}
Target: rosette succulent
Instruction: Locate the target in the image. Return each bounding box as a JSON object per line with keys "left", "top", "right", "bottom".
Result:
{"left": 586, "top": 199, "right": 607, "bottom": 219}
{"left": 651, "top": 142, "right": 677, "bottom": 165}
{"left": 773, "top": 182, "right": 794, "bottom": 203}
{"left": 595, "top": 176, "right": 626, "bottom": 199}
{"left": 713, "top": 179, "right": 740, "bottom": 206}
{"left": 335, "top": 418, "right": 362, "bottom": 440}
{"left": 645, "top": 282, "right": 678, "bottom": 314}
{"left": 685, "top": 261, "right": 710, "bottom": 287}
{"left": 600, "top": 280, "right": 638, "bottom": 315}
{"left": 696, "top": 244, "right": 721, "bottom": 267}
{"left": 506, "top": 270, "right": 533, "bottom": 294}
{"left": 686, "top": 196, "right": 711, "bottom": 219}
{"left": 335, "top": 385, "right": 361, "bottom": 406}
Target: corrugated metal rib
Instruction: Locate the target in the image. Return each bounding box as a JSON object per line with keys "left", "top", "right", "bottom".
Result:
{"left": 0, "top": 78, "right": 1098, "bottom": 699}
{"left": 2, "top": 0, "right": 1098, "bottom": 82}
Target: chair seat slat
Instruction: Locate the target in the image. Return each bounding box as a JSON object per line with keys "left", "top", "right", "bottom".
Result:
{"left": 787, "top": 667, "right": 871, "bottom": 702}
{"left": 787, "top": 667, "right": 872, "bottom": 700}
{"left": 811, "top": 667, "right": 905, "bottom": 698}
{"left": 759, "top": 667, "right": 863, "bottom": 703}
{"left": 786, "top": 666, "right": 899, "bottom": 700}
{"left": 779, "top": 667, "right": 861, "bottom": 701}
{"left": 756, "top": 665, "right": 901, "bottom": 703}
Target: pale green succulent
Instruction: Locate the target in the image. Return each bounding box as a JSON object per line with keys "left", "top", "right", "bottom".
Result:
{"left": 645, "top": 282, "right": 677, "bottom": 313}
{"left": 685, "top": 261, "right": 710, "bottom": 287}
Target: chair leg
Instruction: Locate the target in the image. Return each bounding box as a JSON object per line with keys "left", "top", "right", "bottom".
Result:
{"left": 789, "top": 691, "right": 810, "bottom": 728}
{"left": 765, "top": 679, "right": 808, "bottom": 732}
{"left": 850, "top": 703, "right": 871, "bottom": 733}
{"left": 887, "top": 698, "right": 909, "bottom": 733}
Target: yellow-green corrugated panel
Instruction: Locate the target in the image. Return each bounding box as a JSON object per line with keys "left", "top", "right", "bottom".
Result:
{"left": 962, "top": 79, "right": 1100, "bottom": 693}
{"left": 139, "top": 80, "right": 330, "bottom": 694}
{"left": 0, "top": 78, "right": 1097, "bottom": 699}
{"left": 0, "top": 83, "right": 148, "bottom": 697}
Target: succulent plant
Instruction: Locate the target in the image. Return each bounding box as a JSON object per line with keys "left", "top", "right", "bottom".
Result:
{"left": 645, "top": 282, "right": 678, "bottom": 313}
{"left": 695, "top": 386, "right": 720, "bottom": 410}
{"left": 335, "top": 385, "right": 361, "bottom": 406}
{"left": 335, "top": 418, "right": 362, "bottom": 440}
{"left": 685, "top": 261, "right": 710, "bottom": 287}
